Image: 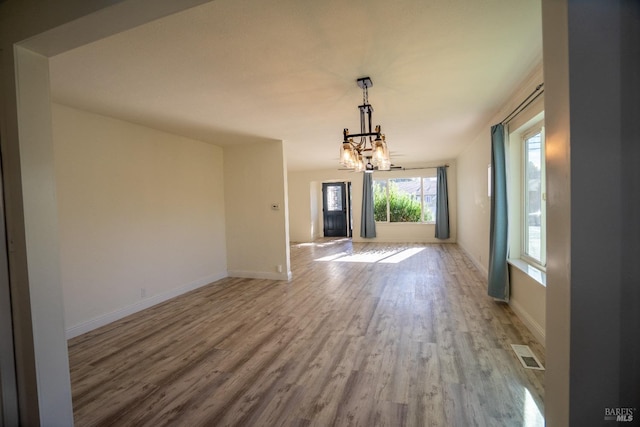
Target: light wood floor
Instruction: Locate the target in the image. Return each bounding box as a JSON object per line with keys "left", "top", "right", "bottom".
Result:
{"left": 68, "top": 240, "right": 545, "bottom": 426}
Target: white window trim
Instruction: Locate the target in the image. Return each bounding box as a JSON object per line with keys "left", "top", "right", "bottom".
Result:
{"left": 521, "top": 125, "right": 546, "bottom": 270}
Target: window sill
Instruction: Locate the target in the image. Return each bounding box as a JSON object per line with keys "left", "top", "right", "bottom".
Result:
{"left": 508, "top": 259, "right": 546, "bottom": 287}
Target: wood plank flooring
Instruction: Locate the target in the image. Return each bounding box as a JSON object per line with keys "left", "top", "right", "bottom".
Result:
{"left": 68, "top": 240, "right": 545, "bottom": 426}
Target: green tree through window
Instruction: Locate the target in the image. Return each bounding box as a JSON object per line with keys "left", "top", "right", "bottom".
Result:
{"left": 374, "top": 181, "right": 388, "bottom": 221}
{"left": 374, "top": 178, "right": 434, "bottom": 223}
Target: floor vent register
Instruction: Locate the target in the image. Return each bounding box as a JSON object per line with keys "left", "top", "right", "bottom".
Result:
{"left": 510, "top": 344, "right": 545, "bottom": 370}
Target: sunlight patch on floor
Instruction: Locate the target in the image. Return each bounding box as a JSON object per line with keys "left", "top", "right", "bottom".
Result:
{"left": 293, "top": 238, "right": 351, "bottom": 248}
{"left": 379, "top": 247, "right": 425, "bottom": 264}
{"left": 315, "top": 248, "right": 424, "bottom": 264}
{"left": 523, "top": 387, "right": 545, "bottom": 427}
{"left": 314, "top": 252, "right": 350, "bottom": 262}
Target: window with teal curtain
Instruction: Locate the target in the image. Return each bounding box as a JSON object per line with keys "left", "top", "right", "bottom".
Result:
{"left": 488, "top": 124, "right": 510, "bottom": 300}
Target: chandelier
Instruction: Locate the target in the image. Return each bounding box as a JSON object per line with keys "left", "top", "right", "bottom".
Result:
{"left": 340, "top": 77, "right": 391, "bottom": 172}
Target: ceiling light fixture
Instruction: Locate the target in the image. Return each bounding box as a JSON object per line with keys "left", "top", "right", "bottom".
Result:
{"left": 340, "top": 77, "right": 391, "bottom": 173}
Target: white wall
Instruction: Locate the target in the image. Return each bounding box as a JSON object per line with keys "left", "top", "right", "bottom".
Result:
{"left": 53, "top": 104, "right": 227, "bottom": 337}
{"left": 456, "top": 140, "right": 492, "bottom": 273}
{"left": 509, "top": 266, "right": 546, "bottom": 344}
{"left": 288, "top": 162, "right": 457, "bottom": 244}
{"left": 456, "top": 64, "right": 546, "bottom": 344}
{"left": 2, "top": 2, "right": 214, "bottom": 423}
{"left": 224, "top": 141, "right": 291, "bottom": 280}
{"left": 15, "top": 48, "right": 74, "bottom": 426}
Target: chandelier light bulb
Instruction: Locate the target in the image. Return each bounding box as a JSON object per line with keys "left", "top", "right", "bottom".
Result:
{"left": 354, "top": 154, "right": 365, "bottom": 172}
{"left": 340, "top": 143, "right": 355, "bottom": 166}
{"left": 378, "top": 158, "right": 391, "bottom": 171}
{"left": 373, "top": 140, "right": 385, "bottom": 162}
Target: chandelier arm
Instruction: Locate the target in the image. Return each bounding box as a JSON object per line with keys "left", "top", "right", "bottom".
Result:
{"left": 343, "top": 129, "right": 361, "bottom": 146}
{"left": 346, "top": 131, "right": 380, "bottom": 138}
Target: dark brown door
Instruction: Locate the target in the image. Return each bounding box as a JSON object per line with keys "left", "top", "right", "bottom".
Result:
{"left": 322, "top": 182, "right": 348, "bottom": 237}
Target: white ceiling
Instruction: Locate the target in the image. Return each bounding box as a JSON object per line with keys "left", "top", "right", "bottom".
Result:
{"left": 49, "top": 0, "right": 542, "bottom": 171}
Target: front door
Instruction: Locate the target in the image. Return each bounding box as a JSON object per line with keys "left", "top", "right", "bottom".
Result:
{"left": 322, "top": 182, "right": 348, "bottom": 237}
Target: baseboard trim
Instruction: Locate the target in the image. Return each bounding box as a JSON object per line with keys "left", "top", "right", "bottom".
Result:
{"left": 510, "top": 298, "right": 546, "bottom": 347}
{"left": 228, "top": 270, "right": 292, "bottom": 281}
{"left": 65, "top": 272, "right": 228, "bottom": 339}
{"left": 457, "top": 243, "right": 488, "bottom": 279}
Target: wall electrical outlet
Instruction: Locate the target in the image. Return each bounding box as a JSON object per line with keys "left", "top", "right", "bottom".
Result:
{"left": 141, "top": 288, "right": 147, "bottom": 298}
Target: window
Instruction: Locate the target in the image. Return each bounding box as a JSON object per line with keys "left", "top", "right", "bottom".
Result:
{"left": 522, "top": 128, "right": 546, "bottom": 267}
{"left": 507, "top": 115, "right": 546, "bottom": 283}
{"left": 325, "top": 185, "right": 343, "bottom": 211}
{"left": 373, "top": 176, "right": 437, "bottom": 223}
{"left": 422, "top": 177, "right": 437, "bottom": 222}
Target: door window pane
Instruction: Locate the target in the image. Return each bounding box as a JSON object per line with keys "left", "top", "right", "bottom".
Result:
{"left": 326, "top": 185, "right": 342, "bottom": 211}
